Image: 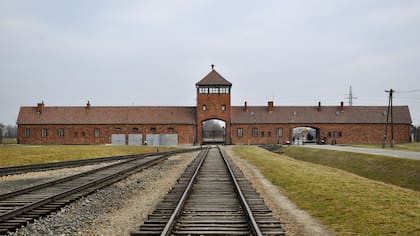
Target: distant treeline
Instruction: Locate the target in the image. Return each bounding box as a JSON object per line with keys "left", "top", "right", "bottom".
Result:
{"left": 0, "top": 123, "right": 17, "bottom": 138}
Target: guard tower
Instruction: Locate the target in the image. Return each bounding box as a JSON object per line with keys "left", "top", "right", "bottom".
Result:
{"left": 196, "top": 66, "right": 232, "bottom": 144}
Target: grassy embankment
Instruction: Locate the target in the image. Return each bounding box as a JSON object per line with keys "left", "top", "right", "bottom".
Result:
{"left": 232, "top": 146, "right": 420, "bottom": 235}
{"left": 351, "top": 142, "right": 420, "bottom": 152}
{"left": 278, "top": 146, "right": 420, "bottom": 192}
{"left": 0, "top": 145, "right": 178, "bottom": 167}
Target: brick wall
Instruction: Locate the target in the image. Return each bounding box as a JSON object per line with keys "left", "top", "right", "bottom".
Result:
{"left": 18, "top": 124, "right": 195, "bottom": 145}
{"left": 196, "top": 92, "right": 231, "bottom": 144}
{"left": 230, "top": 123, "right": 411, "bottom": 145}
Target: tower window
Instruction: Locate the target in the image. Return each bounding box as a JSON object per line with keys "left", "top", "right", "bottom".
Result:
{"left": 133, "top": 128, "right": 139, "bottom": 133}
{"left": 168, "top": 127, "right": 174, "bottom": 133}
{"left": 209, "top": 87, "right": 219, "bottom": 93}
{"left": 115, "top": 127, "right": 122, "bottom": 132}
{"left": 202, "top": 105, "right": 207, "bottom": 111}
{"left": 199, "top": 87, "right": 208, "bottom": 94}
{"left": 221, "top": 105, "right": 226, "bottom": 111}
{"left": 150, "top": 127, "right": 156, "bottom": 133}
{"left": 219, "top": 87, "right": 229, "bottom": 93}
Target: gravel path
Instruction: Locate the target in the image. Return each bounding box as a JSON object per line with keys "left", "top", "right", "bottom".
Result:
{"left": 9, "top": 151, "right": 197, "bottom": 236}
{"left": 224, "top": 146, "right": 333, "bottom": 236}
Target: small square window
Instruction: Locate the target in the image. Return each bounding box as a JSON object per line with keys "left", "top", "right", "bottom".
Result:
{"left": 41, "top": 128, "right": 48, "bottom": 137}
{"left": 133, "top": 128, "right": 139, "bottom": 133}
{"left": 82, "top": 132, "right": 86, "bottom": 137}
{"left": 95, "top": 128, "right": 100, "bottom": 137}
{"left": 24, "top": 128, "right": 30, "bottom": 137}
{"left": 58, "top": 128, "right": 65, "bottom": 137}
{"left": 115, "top": 128, "right": 122, "bottom": 132}
{"left": 252, "top": 128, "right": 258, "bottom": 137}
{"left": 150, "top": 128, "right": 157, "bottom": 133}
{"left": 221, "top": 105, "right": 226, "bottom": 111}
{"left": 168, "top": 128, "right": 174, "bottom": 133}
{"left": 237, "top": 128, "right": 243, "bottom": 137}
{"left": 277, "top": 128, "right": 283, "bottom": 137}
{"left": 202, "top": 105, "right": 207, "bottom": 111}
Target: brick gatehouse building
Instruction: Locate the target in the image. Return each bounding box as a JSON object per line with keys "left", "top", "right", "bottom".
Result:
{"left": 17, "top": 69, "right": 412, "bottom": 145}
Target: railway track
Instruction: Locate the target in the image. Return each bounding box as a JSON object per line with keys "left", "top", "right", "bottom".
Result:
{"left": 0, "top": 148, "right": 200, "bottom": 235}
{"left": 0, "top": 149, "right": 182, "bottom": 176}
{"left": 132, "top": 146, "right": 285, "bottom": 235}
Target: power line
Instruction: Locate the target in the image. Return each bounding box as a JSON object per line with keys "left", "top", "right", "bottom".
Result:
{"left": 395, "top": 89, "right": 420, "bottom": 93}
{"left": 382, "top": 89, "right": 394, "bottom": 149}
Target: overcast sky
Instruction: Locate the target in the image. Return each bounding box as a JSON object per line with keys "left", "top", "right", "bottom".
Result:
{"left": 1, "top": 1, "right": 419, "bottom": 126}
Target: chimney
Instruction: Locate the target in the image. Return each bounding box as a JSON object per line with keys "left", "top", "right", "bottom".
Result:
{"left": 340, "top": 101, "right": 344, "bottom": 111}
{"left": 243, "top": 101, "right": 248, "bottom": 111}
{"left": 86, "top": 101, "right": 91, "bottom": 110}
{"left": 267, "top": 101, "right": 274, "bottom": 112}
{"left": 318, "top": 101, "right": 321, "bottom": 111}
{"left": 36, "top": 101, "right": 45, "bottom": 114}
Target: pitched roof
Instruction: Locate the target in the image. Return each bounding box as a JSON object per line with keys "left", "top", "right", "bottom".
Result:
{"left": 231, "top": 106, "right": 412, "bottom": 124}
{"left": 195, "top": 70, "right": 232, "bottom": 86}
{"left": 17, "top": 106, "right": 196, "bottom": 125}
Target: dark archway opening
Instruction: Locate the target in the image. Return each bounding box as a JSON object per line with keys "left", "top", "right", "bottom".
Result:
{"left": 292, "top": 126, "right": 321, "bottom": 144}
{"left": 202, "top": 119, "right": 226, "bottom": 144}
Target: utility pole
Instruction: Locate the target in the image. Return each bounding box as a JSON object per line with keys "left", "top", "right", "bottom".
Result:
{"left": 382, "top": 89, "right": 394, "bottom": 148}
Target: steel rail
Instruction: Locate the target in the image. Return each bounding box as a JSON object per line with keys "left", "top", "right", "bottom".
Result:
{"left": 160, "top": 147, "right": 210, "bottom": 236}
{"left": 0, "top": 153, "right": 170, "bottom": 223}
{"left": 0, "top": 149, "right": 188, "bottom": 176}
{"left": 218, "top": 146, "right": 263, "bottom": 236}
{"left": 0, "top": 148, "right": 201, "bottom": 233}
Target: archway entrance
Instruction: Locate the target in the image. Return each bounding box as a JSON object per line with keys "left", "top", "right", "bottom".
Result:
{"left": 202, "top": 119, "right": 226, "bottom": 143}
{"left": 292, "top": 127, "right": 320, "bottom": 144}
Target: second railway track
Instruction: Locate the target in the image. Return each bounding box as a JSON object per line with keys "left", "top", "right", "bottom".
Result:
{"left": 0, "top": 148, "right": 200, "bottom": 235}
{"left": 132, "top": 146, "right": 285, "bottom": 235}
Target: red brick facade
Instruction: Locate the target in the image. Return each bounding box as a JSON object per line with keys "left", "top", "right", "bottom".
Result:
{"left": 18, "top": 124, "right": 195, "bottom": 145}
{"left": 17, "top": 69, "right": 412, "bottom": 145}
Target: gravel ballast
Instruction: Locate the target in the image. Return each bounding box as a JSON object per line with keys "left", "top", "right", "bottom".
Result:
{"left": 9, "top": 151, "right": 198, "bottom": 236}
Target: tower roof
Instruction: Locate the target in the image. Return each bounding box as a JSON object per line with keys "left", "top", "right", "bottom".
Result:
{"left": 196, "top": 70, "right": 232, "bottom": 86}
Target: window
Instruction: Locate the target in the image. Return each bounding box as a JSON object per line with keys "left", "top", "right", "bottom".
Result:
{"left": 252, "top": 128, "right": 258, "bottom": 137}
{"left": 133, "top": 128, "right": 139, "bottom": 133}
{"left": 327, "top": 132, "right": 332, "bottom": 137}
{"left": 268, "top": 131, "right": 272, "bottom": 137}
{"left": 202, "top": 105, "right": 207, "bottom": 111}
{"left": 237, "top": 128, "right": 243, "bottom": 137}
{"left": 261, "top": 131, "right": 265, "bottom": 137}
{"left": 58, "top": 128, "right": 65, "bottom": 137}
{"left": 221, "top": 105, "right": 226, "bottom": 111}
{"left": 41, "top": 128, "right": 48, "bottom": 137}
{"left": 115, "top": 128, "right": 122, "bottom": 132}
{"left": 277, "top": 128, "right": 283, "bottom": 137}
{"left": 150, "top": 127, "right": 156, "bottom": 133}
{"left": 209, "top": 87, "right": 219, "bottom": 93}
{"left": 199, "top": 87, "right": 208, "bottom": 94}
{"left": 168, "top": 128, "right": 174, "bottom": 133}
{"left": 95, "top": 128, "right": 100, "bottom": 137}
{"left": 338, "top": 131, "right": 342, "bottom": 137}
{"left": 82, "top": 132, "right": 86, "bottom": 137}
{"left": 219, "top": 87, "right": 229, "bottom": 94}
{"left": 24, "top": 128, "right": 30, "bottom": 137}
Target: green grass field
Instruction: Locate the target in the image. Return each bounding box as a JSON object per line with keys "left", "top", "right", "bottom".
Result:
{"left": 278, "top": 146, "right": 420, "bottom": 192}
{"left": 0, "top": 145, "right": 178, "bottom": 167}
{"left": 232, "top": 146, "right": 420, "bottom": 235}
{"left": 351, "top": 142, "right": 420, "bottom": 152}
{"left": 0, "top": 138, "right": 17, "bottom": 144}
